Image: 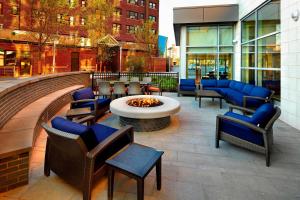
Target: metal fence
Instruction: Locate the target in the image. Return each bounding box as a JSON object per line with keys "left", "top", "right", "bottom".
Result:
{"left": 91, "top": 72, "right": 179, "bottom": 92}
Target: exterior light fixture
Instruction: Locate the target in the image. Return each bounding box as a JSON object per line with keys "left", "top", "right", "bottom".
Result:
{"left": 291, "top": 9, "right": 299, "bottom": 21}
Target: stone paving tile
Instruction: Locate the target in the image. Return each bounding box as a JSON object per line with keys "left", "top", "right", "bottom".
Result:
{"left": 1, "top": 92, "right": 300, "bottom": 200}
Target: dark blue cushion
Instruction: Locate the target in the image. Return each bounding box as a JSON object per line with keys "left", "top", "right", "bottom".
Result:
{"left": 73, "top": 98, "right": 111, "bottom": 110}
{"left": 229, "top": 80, "right": 236, "bottom": 89}
{"left": 73, "top": 88, "right": 95, "bottom": 101}
{"left": 89, "top": 123, "right": 118, "bottom": 143}
{"left": 51, "top": 117, "right": 97, "bottom": 150}
{"left": 217, "top": 80, "right": 230, "bottom": 88}
{"left": 226, "top": 91, "right": 244, "bottom": 106}
{"left": 232, "top": 81, "right": 245, "bottom": 91}
{"left": 201, "top": 79, "right": 217, "bottom": 87}
{"left": 251, "top": 103, "right": 275, "bottom": 127}
{"left": 250, "top": 87, "right": 271, "bottom": 98}
{"left": 180, "top": 85, "right": 196, "bottom": 91}
{"left": 218, "top": 88, "right": 235, "bottom": 97}
{"left": 180, "top": 79, "right": 195, "bottom": 86}
{"left": 203, "top": 87, "right": 220, "bottom": 93}
{"left": 221, "top": 112, "right": 264, "bottom": 146}
{"left": 242, "top": 84, "right": 255, "bottom": 95}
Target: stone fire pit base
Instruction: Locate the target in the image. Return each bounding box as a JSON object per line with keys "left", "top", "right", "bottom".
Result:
{"left": 120, "top": 116, "right": 170, "bottom": 132}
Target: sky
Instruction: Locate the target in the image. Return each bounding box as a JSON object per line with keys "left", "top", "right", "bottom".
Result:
{"left": 159, "top": 0, "right": 238, "bottom": 47}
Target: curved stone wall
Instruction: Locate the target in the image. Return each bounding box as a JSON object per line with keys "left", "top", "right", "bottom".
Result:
{"left": 0, "top": 72, "right": 90, "bottom": 129}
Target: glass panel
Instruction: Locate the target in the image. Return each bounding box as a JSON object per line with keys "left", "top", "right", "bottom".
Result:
{"left": 257, "top": 34, "right": 280, "bottom": 68}
{"left": 258, "top": 0, "right": 280, "bottom": 37}
{"left": 242, "top": 42, "right": 255, "bottom": 68}
{"left": 219, "top": 54, "right": 233, "bottom": 80}
{"left": 5, "top": 51, "right": 16, "bottom": 66}
{"left": 186, "top": 54, "right": 217, "bottom": 79}
{"left": 187, "top": 47, "right": 217, "bottom": 53}
{"left": 242, "top": 13, "right": 255, "bottom": 43}
{"left": 0, "top": 50, "right": 4, "bottom": 66}
{"left": 257, "top": 70, "right": 280, "bottom": 100}
{"left": 187, "top": 26, "right": 218, "bottom": 46}
{"left": 219, "top": 26, "right": 233, "bottom": 45}
{"left": 241, "top": 68, "right": 255, "bottom": 85}
{"left": 219, "top": 47, "right": 233, "bottom": 53}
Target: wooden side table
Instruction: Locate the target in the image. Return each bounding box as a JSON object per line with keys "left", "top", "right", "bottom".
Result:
{"left": 106, "top": 143, "right": 164, "bottom": 200}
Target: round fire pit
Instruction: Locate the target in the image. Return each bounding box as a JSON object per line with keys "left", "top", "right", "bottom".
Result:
{"left": 110, "top": 95, "right": 180, "bottom": 132}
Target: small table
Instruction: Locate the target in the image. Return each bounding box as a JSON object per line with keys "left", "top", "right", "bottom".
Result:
{"left": 106, "top": 143, "right": 164, "bottom": 200}
{"left": 66, "top": 107, "right": 92, "bottom": 120}
{"left": 195, "top": 90, "right": 223, "bottom": 108}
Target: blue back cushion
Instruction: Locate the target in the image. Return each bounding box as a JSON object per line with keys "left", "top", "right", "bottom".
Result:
{"left": 251, "top": 103, "right": 275, "bottom": 127}
{"left": 229, "top": 80, "right": 236, "bottom": 89}
{"left": 217, "top": 80, "right": 230, "bottom": 88}
{"left": 250, "top": 86, "right": 271, "bottom": 98}
{"left": 51, "top": 117, "right": 97, "bottom": 150}
{"left": 180, "top": 79, "right": 195, "bottom": 86}
{"left": 73, "top": 88, "right": 95, "bottom": 101}
{"left": 232, "top": 81, "right": 245, "bottom": 91}
{"left": 242, "top": 84, "right": 255, "bottom": 95}
{"left": 89, "top": 124, "right": 118, "bottom": 143}
{"left": 201, "top": 79, "right": 217, "bottom": 87}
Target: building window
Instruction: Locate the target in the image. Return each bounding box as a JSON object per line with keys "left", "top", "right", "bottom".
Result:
{"left": 186, "top": 25, "right": 234, "bottom": 80}
{"left": 241, "top": 0, "right": 281, "bottom": 100}
{"left": 127, "top": 0, "right": 138, "bottom": 5}
{"left": 0, "top": 50, "right": 4, "bottom": 67}
{"left": 80, "top": 17, "right": 86, "bottom": 25}
{"left": 114, "top": 8, "right": 122, "bottom": 17}
{"left": 81, "top": 0, "right": 86, "bottom": 7}
{"left": 69, "top": 0, "right": 76, "bottom": 7}
{"left": 149, "top": 2, "right": 156, "bottom": 9}
{"left": 128, "top": 11, "right": 138, "bottom": 19}
{"left": 126, "top": 25, "right": 136, "bottom": 34}
{"left": 69, "top": 16, "right": 74, "bottom": 26}
{"left": 113, "top": 24, "right": 121, "bottom": 34}
{"left": 5, "top": 51, "right": 17, "bottom": 66}
{"left": 139, "top": 13, "right": 144, "bottom": 19}
{"left": 0, "top": 3, "right": 3, "bottom": 15}
{"left": 148, "top": 15, "right": 156, "bottom": 22}
{"left": 140, "top": 0, "right": 145, "bottom": 6}
{"left": 11, "top": 5, "right": 19, "bottom": 15}
{"left": 57, "top": 14, "right": 63, "bottom": 23}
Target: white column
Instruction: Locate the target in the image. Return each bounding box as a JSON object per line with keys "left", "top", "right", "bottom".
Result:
{"left": 180, "top": 26, "right": 187, "bottom": 79}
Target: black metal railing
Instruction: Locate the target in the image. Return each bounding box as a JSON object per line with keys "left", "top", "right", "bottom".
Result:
{"left": 91, "top": 72, "right": 179, "bottom": 92}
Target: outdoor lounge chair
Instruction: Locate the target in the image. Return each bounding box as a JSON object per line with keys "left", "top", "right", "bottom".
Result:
{"left": 42, "top": 116, "right": 134, "bottom": 200}
{"left": 177, "top": 79, "right": 196, "bottom": 97}
{"left": 215, "top": 103, "right": 281, "bottom": 166}
{"left": 128, "top": 81, "right": 143, "bottom": 95}
{"left": 71, "top": 87, "right": 111, "bottom": 118}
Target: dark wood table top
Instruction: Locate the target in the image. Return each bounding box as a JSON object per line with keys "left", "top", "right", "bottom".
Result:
{"left": 196, "top": 90, "right": 223, "bottom": 98}
{"left": 66, "top": 107, "right": 92, "bottom": 119}
{"left": 106, "top": 143, "right": 163, "bottom": 178}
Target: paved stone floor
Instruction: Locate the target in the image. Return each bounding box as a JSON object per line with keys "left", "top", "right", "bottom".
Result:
{"left": 1, "top": 93, "right": 300, "bottom": 200}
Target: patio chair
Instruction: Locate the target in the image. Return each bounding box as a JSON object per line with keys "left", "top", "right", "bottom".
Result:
{"left": 113, "top": 81, "right": 127, "bottom": 98}
{"left": 177, "top": 79, "right": 196, "bottom": 97}
{"left": 42, "top": 116, "right": 134, "bottom": 200}
{"left": 128, "top": 81, "right": 143, "bottom": 95}
{"left": 130, "top": 77, "right": 139, "bottom": 82}
{"left": 147, "top": 80, "right": 162, "bottom": 96}
{"left": 98, "top": 81, "right": 112, "bottom": 98}
{"left": 120, "top": 76, "right": 128, "bottom": 82}
{"left": 71, "top": 87, "right": 111, "bottom": 118}
{"left": 215, "top": 103, "right": 281, "bottom": 166}
{"left": 143, "top": 77, "right": 152, "bottom": 82}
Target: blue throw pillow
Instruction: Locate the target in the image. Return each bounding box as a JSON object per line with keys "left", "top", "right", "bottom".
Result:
{"left": 73, "top": 88, "right": 95, "bottom": 101}
{"left": 251, "top": 103, "right": 275, "bottom": 127}
{"left": 51, "top": 117, "right": 98, "bottom": 150}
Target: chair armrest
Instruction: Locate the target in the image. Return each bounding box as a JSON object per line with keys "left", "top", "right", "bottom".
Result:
{"left": 229, "top": 104, "right": 255, "bottom": 114}
{"left": 217, "top": 115, "right": 266, "bottom": 134}
{"left": 243, "top": 95, "right": 269, "bottom": 108}
{"left": 73, "top": 115, "right": 96, "bottom": 125}
{"left": 71, "top": 99, "right": 96, "bottom": 104}
{"left": 86, "top": 125, "right": 134, "bottom": 159}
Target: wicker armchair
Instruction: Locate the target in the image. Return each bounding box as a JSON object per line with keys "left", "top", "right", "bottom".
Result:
{"left": 42, "top": 117, "right": 134, "bottom": 200}
{"left": 216, "top": 103, "right": 281, "bottom": 166}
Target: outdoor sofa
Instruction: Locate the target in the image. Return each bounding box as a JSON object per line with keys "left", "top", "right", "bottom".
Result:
{"left": 216, "top": 103, "right": 281, "bottom": 166}
{"left": 201, "top": 79, "right": 274, "bottom": 109}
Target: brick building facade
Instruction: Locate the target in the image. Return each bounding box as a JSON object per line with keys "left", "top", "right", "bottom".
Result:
{"left": 0, "top": 0, "right": 162, "bottom": 77}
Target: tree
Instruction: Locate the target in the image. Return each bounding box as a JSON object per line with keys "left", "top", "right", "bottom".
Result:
{"left": 28, "top": 0, "right": 69, "bottom": 74}
{"left": 135, "top": 20, "right": 159, "bottom": 70}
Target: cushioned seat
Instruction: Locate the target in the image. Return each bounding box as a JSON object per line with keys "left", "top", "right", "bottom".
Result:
{"left": 226, "top": 91, "right": 244, "bottom": 106}
{"left": 179, "top": 85, "right": 196, "bottom": 91}
{"left": 89, "top": 123, "right": 118, "bottom": 143}
{"left": 178, "top": 79, "right": 196, "bottom": 96}
{"left": 75, "top": 98, "right": 111, "bottom": 111}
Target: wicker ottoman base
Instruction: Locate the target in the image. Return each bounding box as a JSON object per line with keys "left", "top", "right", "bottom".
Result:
{"left": 119, "top": 116, "right": 170, "bottom": 132}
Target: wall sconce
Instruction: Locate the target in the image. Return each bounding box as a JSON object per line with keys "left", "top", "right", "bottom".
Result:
{"left": 291, "top": 9, "right": 299, "bottom": 21}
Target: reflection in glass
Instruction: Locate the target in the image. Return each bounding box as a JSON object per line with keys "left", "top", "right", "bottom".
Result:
{"left": 219, "top": 26, "right": 233, "bottom": 46}
{"left": 187, "top": 54, "right": 217, "bottom": 79}
{"left": 257, "top": 70, "right": 280, "bottom": 100}
{"left": 241, "top": 69, "right": 255, "bottom": 85}
{"left": 258, "top": 0, "right": 280, "bottom": 37}
{"left": 257, "top": 34, "right": 280, "bottom": 68}
{"left": 187, "top": 26, "right": 218, "bottom": 46}
{"left": 242, "top": 42, "right": 255, "bottom": 68}
{"left": 187, "top": 47, "right": 217, "bottom": 54}
{"left": 242, "top": 13, "right": 255, "bottom": 43}
{"left": 219, "top": 54, "right": 233, "bottom": 80}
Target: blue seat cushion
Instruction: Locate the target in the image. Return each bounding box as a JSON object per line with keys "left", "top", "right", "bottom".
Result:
{"left": 218, "top": 88, "right": 235, "bottom": 97}
{"left": 51, "top": 117, "right": 98, "bottom": 150}
{"left": 74, "top": 98, "right": 111, "bottom": 110}
{"left": 217, "top": 80, "right": 231, "bottom": 88}
{"left": 201, "top": 79, "right": 217, "bottom": 87}
{"left": 89, "top": 123, "right": 118, "bottom": 143}
{"left": 180, "top": 85, "right": 196, "bottom": 91}
{"left": 242, "top": 84, "right": 255, "bottom": 95}
{"left": 250, "top": 86, "right": 271, "bottom": 98}
{"left": 180, "top": 79, "right": 195, "bottom": 86}
{"left": 203, "top": 87, "right": 220, "bottom": 93}
{"left": 226, "top": 91, "right": 244, "bottom": 106}
{"left": 221, "top": 112, "right": 264, "bottom": 146}
{"left": 251, "top": 103, "right": 275, "bottom": 128}
{"left": 73, "top": 88, "right": 95, "bottom": 101}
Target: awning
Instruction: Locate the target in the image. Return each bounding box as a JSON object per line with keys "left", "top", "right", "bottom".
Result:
{"left": 97, "top": 34, "right": 120, "bottom": 47}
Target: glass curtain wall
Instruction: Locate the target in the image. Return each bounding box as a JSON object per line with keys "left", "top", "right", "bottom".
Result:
{"left": 241, "top": 0, "right": 281, "bottom": 100}
{"left": 186, "top": 25, "right": 234, "bottom": 80}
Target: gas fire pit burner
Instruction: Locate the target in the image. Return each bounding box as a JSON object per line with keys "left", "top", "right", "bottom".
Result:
{"left": 110, "top": 95, "right": 180, "bottom": 132}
